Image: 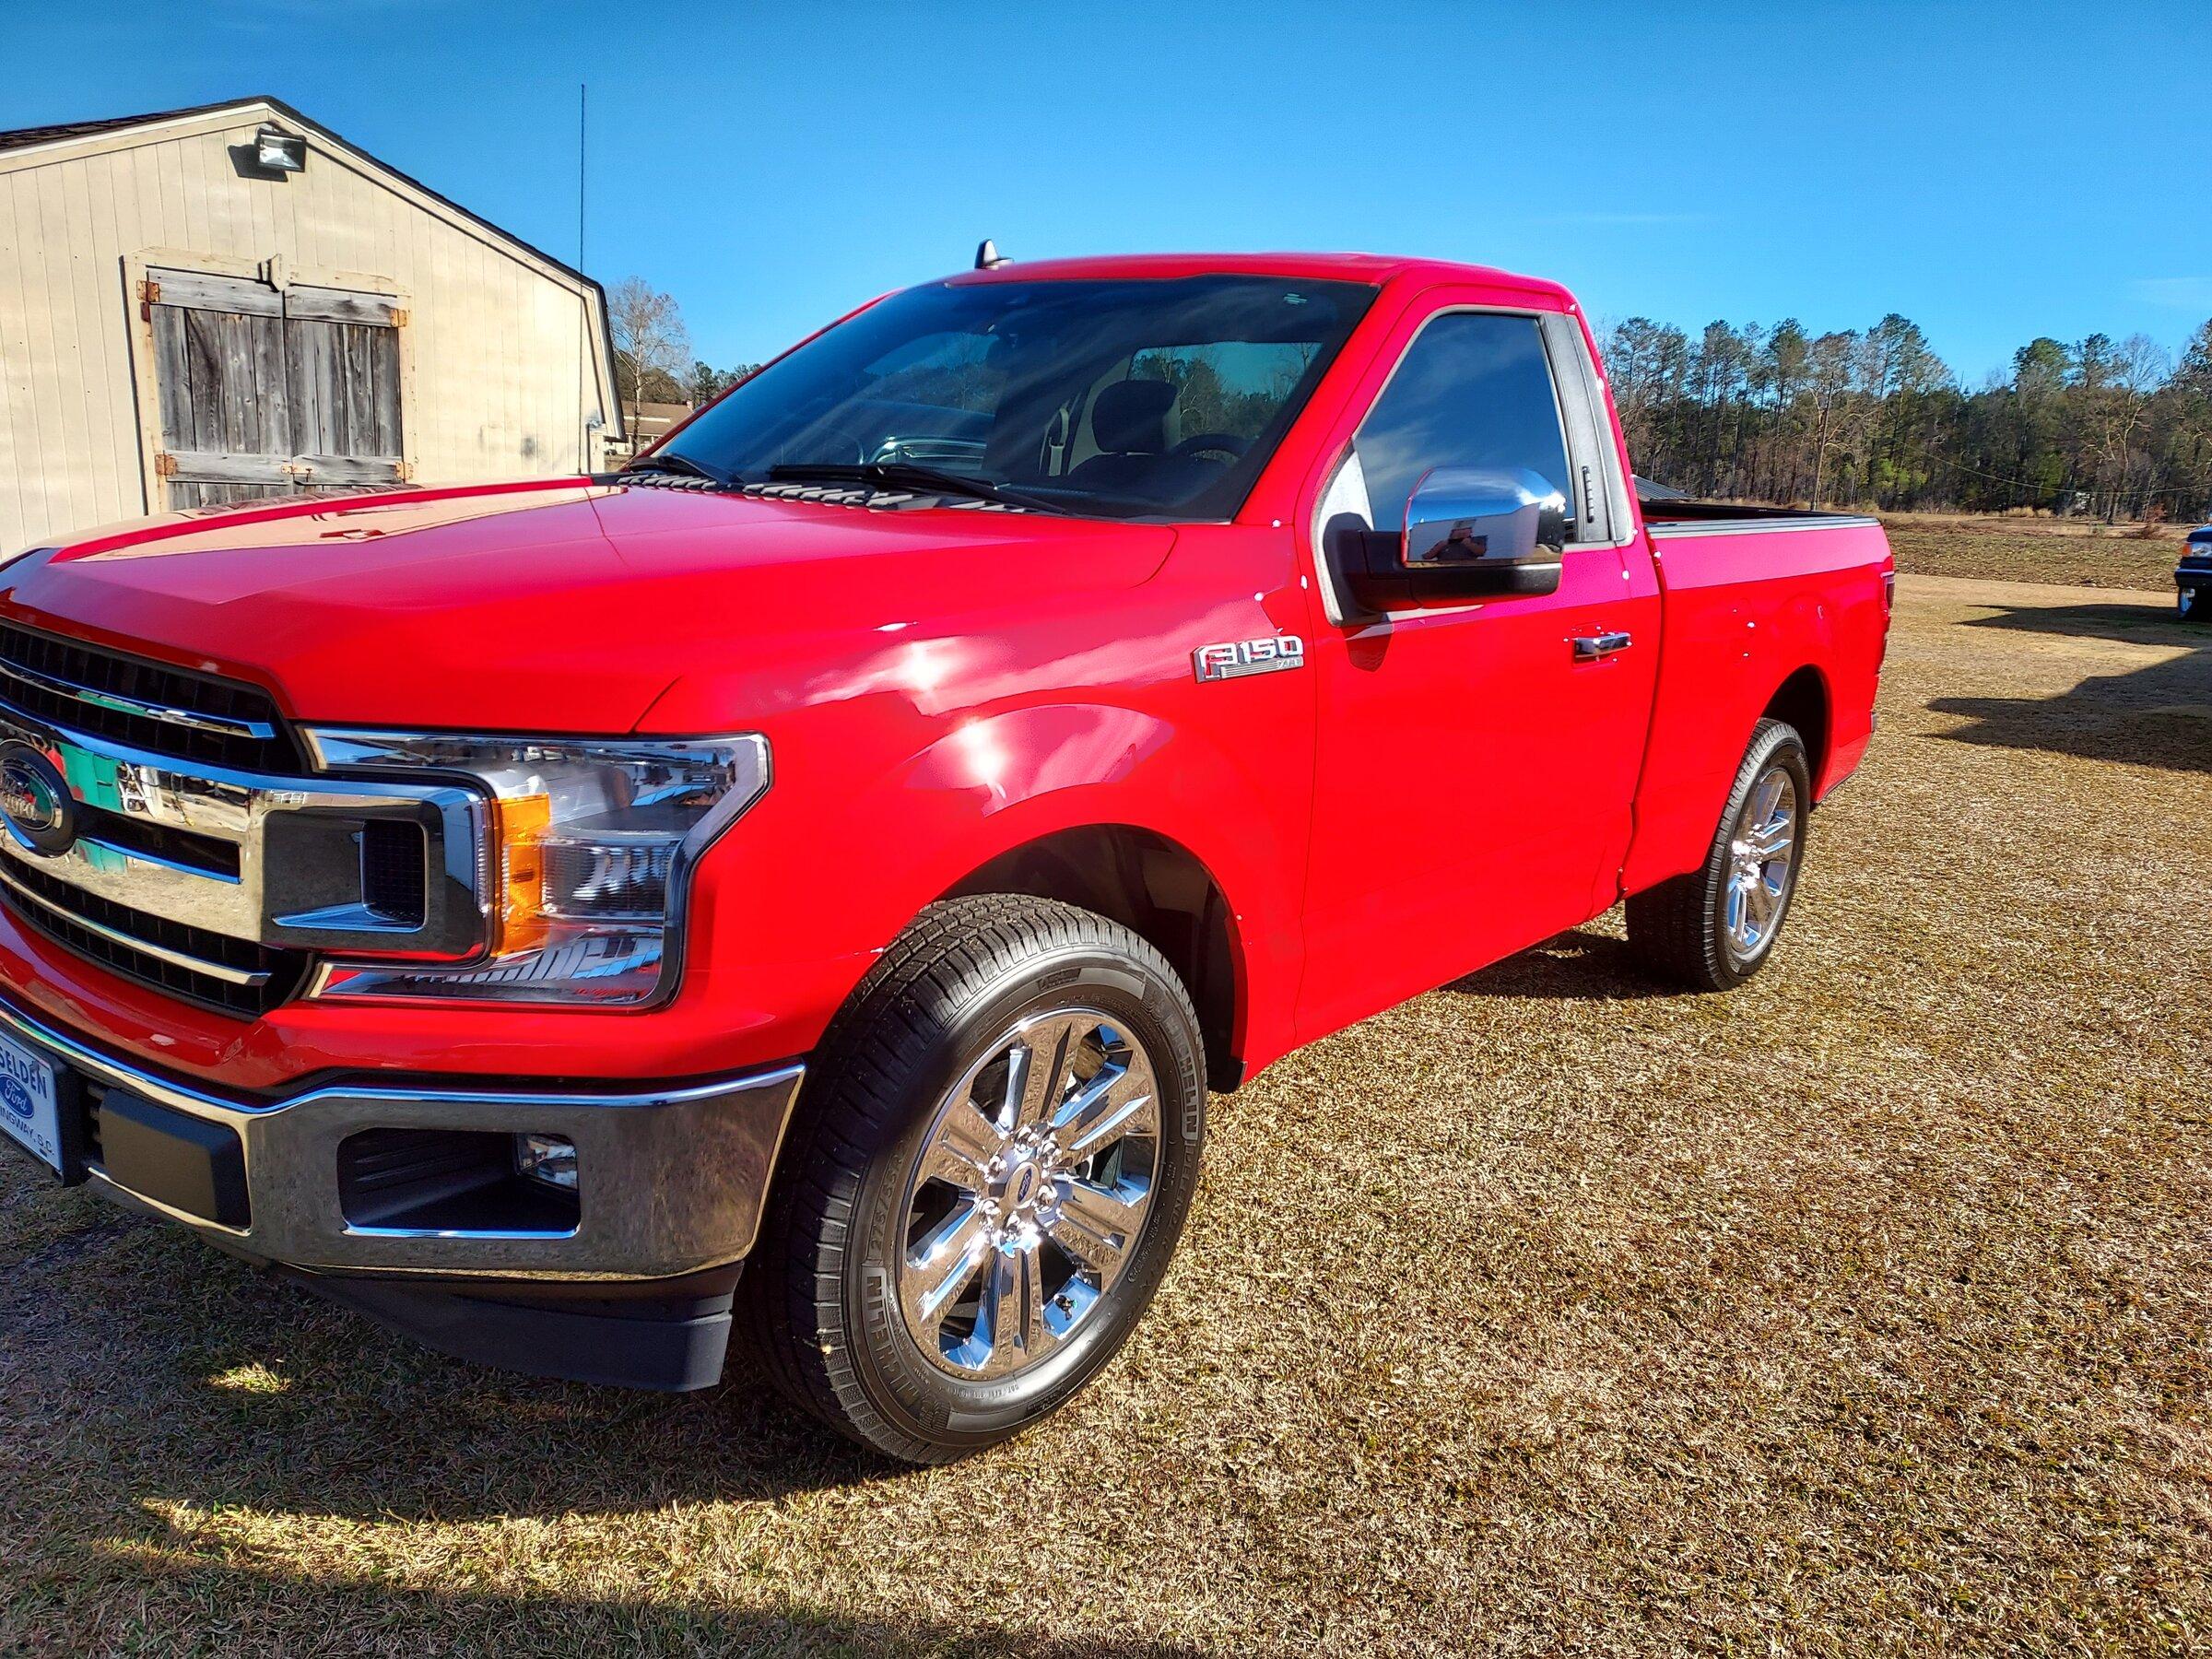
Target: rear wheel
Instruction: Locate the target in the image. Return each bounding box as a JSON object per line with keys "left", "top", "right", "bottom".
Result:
{"left": 1627, "top": 719, "right": 1812, "bottom": 992}
{"left": 739, "top": 895, "right": 1206, "bottom": 1464}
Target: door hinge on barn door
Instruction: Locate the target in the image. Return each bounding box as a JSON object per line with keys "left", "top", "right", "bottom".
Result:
{"left": 153, "top": 452, "right": 178, "bottom": 478}
{"left": 138, "top": 278, "right": 161, "bottom": 321}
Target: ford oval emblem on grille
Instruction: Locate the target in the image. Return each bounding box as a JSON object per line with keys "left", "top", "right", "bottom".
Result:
{"left": 0, "top": 742, "right": 76, "bottom": 856}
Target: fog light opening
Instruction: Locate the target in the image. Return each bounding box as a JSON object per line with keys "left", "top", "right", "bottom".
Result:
{"left": 514, "top": 1133, "right": 578, "bottom": 1193}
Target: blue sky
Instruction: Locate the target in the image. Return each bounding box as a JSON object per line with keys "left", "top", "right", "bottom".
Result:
{"left": 6, "top": 0, "right": 2208, "bottom": 383}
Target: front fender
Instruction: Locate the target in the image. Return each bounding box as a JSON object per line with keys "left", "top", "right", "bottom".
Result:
{"left": 688, "top": 699, "right": 1311, "bottom": 1072}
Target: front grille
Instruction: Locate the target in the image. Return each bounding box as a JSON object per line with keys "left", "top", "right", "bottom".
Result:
{"left": 0, "top": 621, "right": 300, "bottom": 772}
{"left": 0, "top": 859, "right": 307, "bottom": 1018}
{"left": 0, "top": 624, "right": 475, "bottom": 1017}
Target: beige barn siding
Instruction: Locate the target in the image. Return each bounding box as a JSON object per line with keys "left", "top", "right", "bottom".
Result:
{"left": 0, "top": 106, "right": 612, "bottom": 555}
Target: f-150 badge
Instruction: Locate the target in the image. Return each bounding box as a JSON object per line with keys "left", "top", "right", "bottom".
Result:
{"left": 1193, "top": 635, "right": 1306, "bottom": 682}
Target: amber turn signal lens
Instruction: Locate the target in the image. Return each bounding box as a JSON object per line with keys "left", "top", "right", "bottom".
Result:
{"left": 490, "top": 794, "right": 552, "bottom": 955}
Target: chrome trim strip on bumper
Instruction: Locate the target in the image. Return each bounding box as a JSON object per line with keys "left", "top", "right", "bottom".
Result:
{"left": 0, "top": 994, "right": 807, "bottom": 1281}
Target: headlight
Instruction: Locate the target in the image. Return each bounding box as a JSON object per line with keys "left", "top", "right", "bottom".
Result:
{"left": 300, "top": 730, "right": 771, "bottom": 1006}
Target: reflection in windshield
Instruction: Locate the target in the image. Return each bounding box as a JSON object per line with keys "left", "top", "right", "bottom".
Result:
{"left": 658, "top": 276, "right": 1374, "bottom": 521}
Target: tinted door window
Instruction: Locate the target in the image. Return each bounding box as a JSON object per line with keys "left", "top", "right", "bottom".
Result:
{"left": 1353, "top": 313, "right": 1572, "bottom": 535}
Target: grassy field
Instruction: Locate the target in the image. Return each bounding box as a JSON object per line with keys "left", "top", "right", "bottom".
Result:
{"left": 1882, "top": 510, "right": 2188, "bottom": 592}
{"left": 3, "top": 549, "right": 2209, "bottom": 1654}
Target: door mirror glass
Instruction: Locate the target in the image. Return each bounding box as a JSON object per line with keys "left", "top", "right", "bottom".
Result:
{"left": 1404, "top": 465, "right": 1567, "bottom": 571}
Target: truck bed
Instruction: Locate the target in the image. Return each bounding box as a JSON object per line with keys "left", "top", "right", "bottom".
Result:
{"left": 1622, "top": 504, "right": 1894, "bottom": 894}
{"left": 1641, "top": 497, "right": 1880, "bottom": 535}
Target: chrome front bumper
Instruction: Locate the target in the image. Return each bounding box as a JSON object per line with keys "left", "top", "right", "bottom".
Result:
{"left": 0, "top": 995, "right": 805, "bottom": 1282}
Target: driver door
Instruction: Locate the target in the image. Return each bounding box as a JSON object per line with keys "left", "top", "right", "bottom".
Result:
{"left": 1294, "top": 300, "right": 1660, "bottom": 1040}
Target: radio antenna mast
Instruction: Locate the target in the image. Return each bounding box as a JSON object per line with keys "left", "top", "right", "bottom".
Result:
{"left": 576, "top": 83, "right": 590, "bottom": 473}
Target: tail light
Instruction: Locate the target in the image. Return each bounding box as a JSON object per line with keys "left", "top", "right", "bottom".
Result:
{"left": 1878, "top": 571, "right": 1897, "bottom": 672}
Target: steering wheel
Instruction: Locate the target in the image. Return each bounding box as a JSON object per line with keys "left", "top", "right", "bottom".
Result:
{"left": 1170, "top": 431, "right": 1251, "bottom": 463}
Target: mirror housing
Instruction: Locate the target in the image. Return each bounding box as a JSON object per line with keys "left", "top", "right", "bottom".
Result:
{"left": 1406, "top": 466, "right": 1568, "bottom": 573}
{"left": 1333, "top": 465, "right": 1568, "bottom": 613}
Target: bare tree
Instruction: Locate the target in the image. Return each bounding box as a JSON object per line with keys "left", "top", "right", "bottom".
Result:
{"left": 2082, "top": 334, "right": 2170, "bottom": 522}
{"left": 1600, "top": 317, "right": 1689, "bottom": 473}
{"left": 1806, "top": 331, "right": 1858, "bottom": 507}
{"left": 1763, "top": 321, "right": 1810, "bottom": 500}
{"left": 608, "top": 276, "right": 693, "bottom": 437}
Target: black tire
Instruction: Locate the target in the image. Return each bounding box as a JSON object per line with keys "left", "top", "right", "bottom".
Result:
{"left": 2182, "top": 586, "right": 2205, "bottom": 623}
{"left": 737, "top": 894, "right": 1206, "bottom": 1464}
{"left": 1627, "top": 719, "right": 1812, "bottom": 992}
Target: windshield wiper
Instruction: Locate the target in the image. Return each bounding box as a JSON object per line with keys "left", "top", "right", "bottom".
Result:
{"left": 766, "top": 462, "right": 1052, "bottom": 512}
{"left": 622, "top": 451, "right": 731, "bottom": 486}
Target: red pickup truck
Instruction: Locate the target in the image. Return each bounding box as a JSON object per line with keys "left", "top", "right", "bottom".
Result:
{"left": 0, "top": 253, "right": 1890, "bottom": 1462}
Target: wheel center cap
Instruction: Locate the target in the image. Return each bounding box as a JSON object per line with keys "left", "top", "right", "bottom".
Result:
{"left": 983, "top": 1140, "right": 1064, "bottom": 1247}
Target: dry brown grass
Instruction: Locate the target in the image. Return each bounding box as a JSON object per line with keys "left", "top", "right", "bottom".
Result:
{"left": 3, "top": 550, "right": 2209, "bottom": 1654}
{"left": 1883, "top": 511, "right": 2188, "bottom": 591}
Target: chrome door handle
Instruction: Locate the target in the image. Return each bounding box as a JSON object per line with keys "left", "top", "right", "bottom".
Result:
{"left": 1571, "top": 630, "right": 1632, "bottom": 661}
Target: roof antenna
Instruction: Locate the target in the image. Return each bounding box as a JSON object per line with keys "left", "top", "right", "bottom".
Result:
{"left": 975, "top": 239, "right": 1011, "bottom": 270}
{"left": 576, "top": 82, "right": 591, "bottom": 473}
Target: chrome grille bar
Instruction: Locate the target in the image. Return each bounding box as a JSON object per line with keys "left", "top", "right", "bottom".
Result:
{"left": 0, "top": 654, "right": 277, "bottom": 741}
{"left": 0, "top": 621, "right": 299, "bottom": 776}
{"left": 0, "top": 859, "right": 270, "bottom": 986}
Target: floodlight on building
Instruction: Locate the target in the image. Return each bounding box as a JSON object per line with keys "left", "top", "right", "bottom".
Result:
{"left": 254, "top": 126, "right": 307, "bottom": 173}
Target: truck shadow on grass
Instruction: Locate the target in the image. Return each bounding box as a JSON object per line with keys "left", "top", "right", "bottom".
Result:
{"left": 1441, "top": 925, "right": 1674, "bottom": 1002}
{"left": 20, "top": 1544, "right": 1210, "bottom": 1656}
{"left": 1954, "top": 596, "right": 2197, "bottom": 648}
{"left": 1, "top": 1216, "right": 919, "bottom": 1524}
{"left": 1929, "top": 601, "right": 2212, "bottom": 775}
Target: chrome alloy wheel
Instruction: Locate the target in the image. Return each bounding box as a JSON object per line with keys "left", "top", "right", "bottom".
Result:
{"left": 896, "top": 1009, "right": 1161, "bottom": 1381}
{"left": 1724, "top": 765, "right": 1799, "bottom": 962}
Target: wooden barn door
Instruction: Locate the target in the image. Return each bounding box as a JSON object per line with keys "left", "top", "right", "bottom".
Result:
{"left": 146, "top": 267, "right": 405, "bottom": 508}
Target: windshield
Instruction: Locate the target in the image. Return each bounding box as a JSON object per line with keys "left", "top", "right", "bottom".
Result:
{"left": 653, "top": 276, "right": 1374, "bottom": 520}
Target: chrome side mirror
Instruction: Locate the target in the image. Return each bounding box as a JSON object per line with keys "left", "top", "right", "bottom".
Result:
{"left": 1324, "top": 463, "right": 1570, "bottom": 616}
{"left": 1404, "top": 465, "right": 1568, "bottom": 580}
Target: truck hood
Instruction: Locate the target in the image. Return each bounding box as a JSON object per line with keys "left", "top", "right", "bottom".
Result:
{"left": 0, "top": 479, "right": 1176, "bottom": 734}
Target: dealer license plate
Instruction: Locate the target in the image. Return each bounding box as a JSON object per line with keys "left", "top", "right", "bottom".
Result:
{"left": 0, "top": 1030, "right": 63, "bottom": 1175}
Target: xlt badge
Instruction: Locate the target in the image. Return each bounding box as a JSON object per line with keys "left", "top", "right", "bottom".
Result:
{"left": 1193, "top": 636, "right": 1306, "bottom": 682}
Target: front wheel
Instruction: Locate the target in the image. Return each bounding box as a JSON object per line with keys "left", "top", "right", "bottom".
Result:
{"left": 2182, "top": 585, "right": 2205, "bottom": 623}
{"left": 1627, "top": 719, "right": 1812, "bottom": 992}
{"left": 739, "top": 895, "right": 1206, "bottom": 1464}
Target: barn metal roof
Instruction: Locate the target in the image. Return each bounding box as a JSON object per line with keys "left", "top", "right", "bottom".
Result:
{"left": 0, "top": 108, "right": 204, "bottom": 152}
